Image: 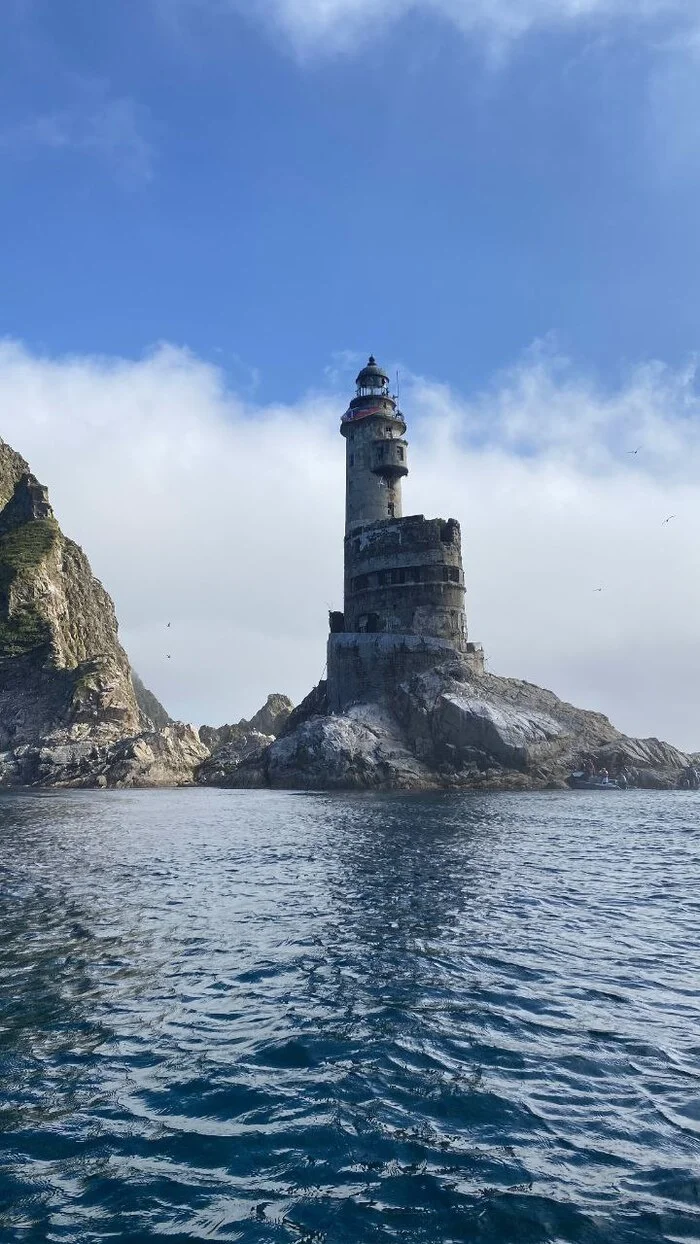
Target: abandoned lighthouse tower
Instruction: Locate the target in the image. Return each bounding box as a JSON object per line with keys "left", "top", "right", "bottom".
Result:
{"left": 327, "top": 355, "right": 483, "bottom": 712}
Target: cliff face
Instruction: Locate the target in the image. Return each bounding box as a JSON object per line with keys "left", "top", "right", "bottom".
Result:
{"left": 0, "top": 442, "right": 30, "bottom": 508}
{"left": 0, "top": 440, "right": 206, "bottom": 787}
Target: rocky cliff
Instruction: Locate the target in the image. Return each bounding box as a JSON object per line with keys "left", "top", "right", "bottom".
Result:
{"left": 197, "top": 693, "right": 293, "bottom": 786}
{"left": 200, "top": 661, "right": 692, "bottom": 792}
{"left": 0, "top": 439, "right": 206, "bottom": 787}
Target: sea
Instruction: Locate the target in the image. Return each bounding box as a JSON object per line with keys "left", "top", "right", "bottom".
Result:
{"left": 1, "top": 788, "right": 699, "bottom": 1243}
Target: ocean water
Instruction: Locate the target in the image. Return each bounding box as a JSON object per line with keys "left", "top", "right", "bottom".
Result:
{"left": 1, "top": 789, "right": 699, "bottom": 1244}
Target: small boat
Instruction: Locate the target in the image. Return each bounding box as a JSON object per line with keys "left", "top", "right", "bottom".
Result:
{"left": 567, "top": 772, "right": 621, "bottom": 790}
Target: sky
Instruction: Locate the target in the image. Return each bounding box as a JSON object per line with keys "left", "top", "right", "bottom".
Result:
{"left": 1, "top": 1, "right": 699, "bottom": 747}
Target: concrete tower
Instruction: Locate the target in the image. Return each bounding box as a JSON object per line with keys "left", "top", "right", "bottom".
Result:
{"left": 341, "top": 357, "right": 408, "bottom": 531}
{"left": 327, "top": 354, "right": 483, "bottom": 712}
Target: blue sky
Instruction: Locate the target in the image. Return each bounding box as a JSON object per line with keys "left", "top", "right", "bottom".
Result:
{"left": 1, "top": 0, "right": 699, "bottom": 402}
{"left": 2, "top": 0, "right": 700, "bottom": 744}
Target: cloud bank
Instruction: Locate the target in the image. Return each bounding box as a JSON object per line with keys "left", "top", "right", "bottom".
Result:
{"left": 0, "top": 339, "right": 698, "bottom": 749}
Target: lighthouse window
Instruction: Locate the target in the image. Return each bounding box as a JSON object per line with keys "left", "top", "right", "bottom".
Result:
{"left": 398, "top": 447, "right": 404, "bottom": 460}
{"left": 359, "top": 612, "right": 380, "bottom": 633}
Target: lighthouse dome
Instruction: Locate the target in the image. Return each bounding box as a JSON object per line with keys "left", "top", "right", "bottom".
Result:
{"left": 355, "top": 355, "right": 390, "bottom": 395}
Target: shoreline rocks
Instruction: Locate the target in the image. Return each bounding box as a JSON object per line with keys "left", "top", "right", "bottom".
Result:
{"left": 199, "top": 661, "right": 693, "bottom": 793}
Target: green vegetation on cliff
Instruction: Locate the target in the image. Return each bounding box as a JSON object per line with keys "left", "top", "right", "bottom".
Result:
{"left": 0, "top": 518, "right": 59, "bottom": 656}
{"left": 0, "top": 518, "right": 59, "bottom": 581}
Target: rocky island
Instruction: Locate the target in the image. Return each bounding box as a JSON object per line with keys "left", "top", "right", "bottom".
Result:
{"left": 200, "top": 357, "right": 693, "bottom": 793}
{"left": 0, "top": 359, "right": 695, "bottom": 790}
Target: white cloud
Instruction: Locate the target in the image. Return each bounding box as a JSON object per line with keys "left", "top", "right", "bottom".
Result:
{"left": 216, "top": 0, "right": 695, "bottom": 52}
{"left": 0, "top": 338, "right": 699, "bottom": 750}
{"left": 0, "top": 95, "right": 154, "bottom": 188}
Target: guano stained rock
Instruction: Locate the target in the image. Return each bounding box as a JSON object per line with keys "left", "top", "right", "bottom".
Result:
{"left": 205, "top": 661, "right": 693, "bottom": 792}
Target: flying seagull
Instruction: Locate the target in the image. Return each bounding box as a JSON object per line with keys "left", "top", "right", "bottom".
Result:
{"left": 166, "top": 654, "right": 171, "bottom": 660}
{"left": 662, "top": 515, "right": 676, "bottom": 525}
{"left": 594, "top": 587, "right": 603, "bottom": 592}
{"left": 167, "top": 622, "right": 171, "bottom": 628}
{"left": 627, "top": 447, "right": 641, "bottom": 455}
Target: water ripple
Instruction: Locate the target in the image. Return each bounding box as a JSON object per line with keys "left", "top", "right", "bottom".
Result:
{"left": 1, "top": 788, "right": 699, "bottom": 1241}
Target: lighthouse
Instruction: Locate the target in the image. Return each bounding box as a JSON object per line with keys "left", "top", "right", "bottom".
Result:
{"left": 341, "top": 356, "right": 408, "bottom": 531}
{"left": 327, "top": 354, "right": 483, "bottom": 712}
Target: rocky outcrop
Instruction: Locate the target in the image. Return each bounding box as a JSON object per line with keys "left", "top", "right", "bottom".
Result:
{"left": 267, "top": 705, "right": 439, "bottom": 790}
{"left": 278, "top": 681, "right": 327, "bottom": 738}
{"left": 199, "top": 692, "right": 293, "bottom": 752}
{"left": 2, "top": 722, "right": 208, "bottom": 790}
{"left": 0, "top": 439, "right": 205, "bottom": 788}
{"left": 0, "top": 441, "right": 30, "bottom": 509}
{"left": 206, "top": 660, "right": 693, "bottom": 792}
{"left": 197, "top": 694, "right": 295, "bottom": 785}
{"left": 196, "top": 728, "right": 274, "bottom": 786}
{"left": 247, "top": 692, "right": 293, "bottom": 737}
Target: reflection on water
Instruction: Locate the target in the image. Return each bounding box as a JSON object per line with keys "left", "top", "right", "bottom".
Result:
{"left": 1, "top": 788, "right": 699, "bottom": 1242}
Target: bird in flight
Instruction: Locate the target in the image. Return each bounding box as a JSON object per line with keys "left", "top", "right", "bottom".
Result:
{"left": 594, "top": 587, "right": 603, "bottom": 592}
{"left": 167, "top": 622, "right": 171, "bottom": 628}
{"left": 166, "top": 654, "right": 171, "bottom": 660}
{"left": 662, "top": 515, "right": 676, "bottom": 525}
{"left": 627, "top": 447, "right": 641, "bottom": 455}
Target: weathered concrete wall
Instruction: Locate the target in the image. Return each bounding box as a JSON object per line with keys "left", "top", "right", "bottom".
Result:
{"left": 327, "top": 632, "right": 484, "bottom": 713}
{"left": 343, "top": 409, "right": 407, "bottom": 532}
{"left": 343, "top": 514, "right": 468, "bottom": 649}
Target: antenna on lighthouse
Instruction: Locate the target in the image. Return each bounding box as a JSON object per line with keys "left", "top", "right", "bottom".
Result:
{"left": 396, "top": 370, "right": 400, "bottom": 405}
